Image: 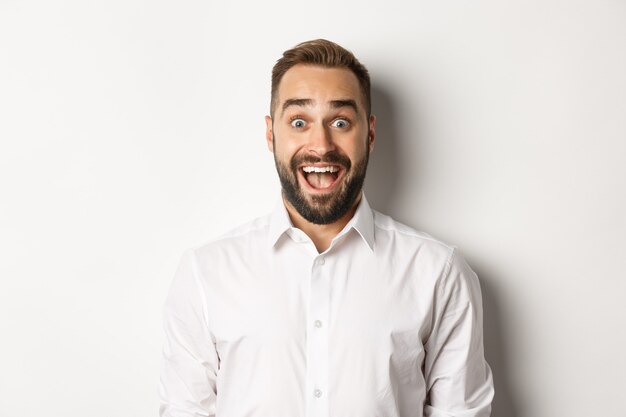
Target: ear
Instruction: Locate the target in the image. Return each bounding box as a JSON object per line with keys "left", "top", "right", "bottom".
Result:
{"left": 265, "top": 115, "right": 274, "bottom": 153}
{"left": 368, "top": 114, "right": 376, "bottom": 153}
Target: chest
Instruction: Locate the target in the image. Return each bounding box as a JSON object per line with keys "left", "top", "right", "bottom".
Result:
{"left": 204, "top": 241, "right": 437, "bottom": 355}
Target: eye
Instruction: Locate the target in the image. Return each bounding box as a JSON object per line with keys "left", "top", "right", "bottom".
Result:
{"left": 290, "top": 118, "right": 306, "bottom": 128}
{"left": 331, "top": 118, "right": 350, "bottom": 128}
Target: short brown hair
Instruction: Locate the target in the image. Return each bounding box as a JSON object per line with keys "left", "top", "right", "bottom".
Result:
{"left": 270, "top": 39, "right": 371, "bottom": 118}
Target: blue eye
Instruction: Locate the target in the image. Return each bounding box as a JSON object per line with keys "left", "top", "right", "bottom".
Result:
{"left": 331, "top": 118, "right": 349, "bottom": 128}
{"left": 290, "top": 118, "right": 306, "bottom": 128}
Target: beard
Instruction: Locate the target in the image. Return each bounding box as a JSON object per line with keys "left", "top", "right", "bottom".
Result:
{"left": 273, "top": 134, "right": 369, "bottom": 225}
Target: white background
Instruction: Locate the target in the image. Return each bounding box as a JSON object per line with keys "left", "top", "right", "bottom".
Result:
{"left": 1, "top": 1, "right": 625, "bottom": 416}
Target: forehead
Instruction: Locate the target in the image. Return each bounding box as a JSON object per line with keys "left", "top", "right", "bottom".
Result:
{"left": 277, "top": 64, "right": 364, "bottom": 111}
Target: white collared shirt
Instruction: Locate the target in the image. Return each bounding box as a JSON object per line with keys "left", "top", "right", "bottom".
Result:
{"left": 159, "top": 196, "right": 493, "bottom": 417}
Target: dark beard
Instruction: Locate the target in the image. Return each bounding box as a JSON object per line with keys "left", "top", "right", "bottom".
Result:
{"left": 273, "top": 136, "right": 369, "bottom": 225}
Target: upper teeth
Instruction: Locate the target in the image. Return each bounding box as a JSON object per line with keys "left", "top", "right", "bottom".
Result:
{"left": 302, "top": 166, "right": 339, "bottom": 173}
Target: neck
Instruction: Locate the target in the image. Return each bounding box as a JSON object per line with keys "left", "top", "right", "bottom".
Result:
{"left": 283, "top": 194, "right": 362, "bottom": 253}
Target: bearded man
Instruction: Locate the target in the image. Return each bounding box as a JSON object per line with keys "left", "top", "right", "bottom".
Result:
{"left": 159, "top": 39, "right": 494, "bottom": 417}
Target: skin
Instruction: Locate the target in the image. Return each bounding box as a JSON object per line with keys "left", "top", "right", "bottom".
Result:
{"left": 265, "top": 64, "right": 376, "bottom": 252}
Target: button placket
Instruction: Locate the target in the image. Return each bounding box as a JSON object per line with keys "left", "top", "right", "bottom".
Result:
{"left": 306, "top": 255, "right": 330, "bottom": 417}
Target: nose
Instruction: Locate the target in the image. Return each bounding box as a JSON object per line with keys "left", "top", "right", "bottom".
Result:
{"left": 306, "top": 124, "right": 336, "bottom": 156}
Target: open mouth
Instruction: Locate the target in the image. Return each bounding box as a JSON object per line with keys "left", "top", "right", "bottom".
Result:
{"left": 299, "top": 164, "right": 343, "bottom": 191}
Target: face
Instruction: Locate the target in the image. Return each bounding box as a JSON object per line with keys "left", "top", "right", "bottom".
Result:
{"left": 265, "top": 64, "right": 376, "bottom": 225}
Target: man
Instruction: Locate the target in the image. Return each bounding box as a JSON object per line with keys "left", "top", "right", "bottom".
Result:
{"left": 159, "top": 39, "right": 494, "bottom": 417}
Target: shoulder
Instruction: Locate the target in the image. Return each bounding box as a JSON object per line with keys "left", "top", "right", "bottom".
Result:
{"left": 372, "top": 209, "right": 455, "bottom": 258}
{"left": 189, "top": 212, "right": 273, "bottom": 260}
{"left": 372, "top": 210, "right": 481, "bottom": 295}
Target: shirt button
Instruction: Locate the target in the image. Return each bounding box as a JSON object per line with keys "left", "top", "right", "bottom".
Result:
{"left": 314, "top": 320, "right": 322, "bottom": 328}
{"left": 317, "top": 257, "right": 325, "bottom": 265}
{"left": 313, "top": 388, "right": 322, "bottom": 398}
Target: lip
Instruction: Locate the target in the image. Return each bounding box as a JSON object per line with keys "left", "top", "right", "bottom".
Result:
{"left": 297, "top": 164, "right": 345, "bottom": 194}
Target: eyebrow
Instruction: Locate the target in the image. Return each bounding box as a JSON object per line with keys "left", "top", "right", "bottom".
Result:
{"left": 281, "top": 98, "right": 359, "bottom": 116}
{"left": 281, "top": 98, "right": 313, "bottom": 115}
{"left": 330, "top": 99, "right": 358, "bottom": 113}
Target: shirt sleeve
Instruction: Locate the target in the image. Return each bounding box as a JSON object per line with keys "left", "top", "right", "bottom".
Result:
{"left": 423, "top": 248, "right": 494, "bottom": 417}
{"left": 159, "top": 249, "right": 219, "bottom": 417}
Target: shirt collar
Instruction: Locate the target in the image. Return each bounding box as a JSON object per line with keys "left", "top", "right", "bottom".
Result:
{"left": 267, "top": 196, "right": 295, "bottom": 248}
{"left": 267, "top": 193, "right": 375, "bottom": 252}
{"left": 343, "top": 194, "right": 375, "bottom": 252}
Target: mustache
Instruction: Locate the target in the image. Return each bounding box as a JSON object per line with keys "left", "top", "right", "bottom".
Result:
{"left": 290, "top": 152, "right": 352, "bottom": 171}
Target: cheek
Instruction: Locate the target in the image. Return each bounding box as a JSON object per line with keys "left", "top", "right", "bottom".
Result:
{"left": 274, "top": 136, "right": 302, "bottom": 161}
{"left": 345, "top": 135, "right": 369, "bottom": 160}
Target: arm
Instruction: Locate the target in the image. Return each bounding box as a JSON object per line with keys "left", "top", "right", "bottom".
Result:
{"left": 159, "top": 249, "right": 219, "bottom": 417}
{"left": 424, "top": 248, "right": 494, "bottom": 417}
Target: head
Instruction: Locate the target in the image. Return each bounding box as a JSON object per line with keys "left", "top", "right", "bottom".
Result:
{"left": 265, "top": 39, "right": 376, "bottom": 225}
